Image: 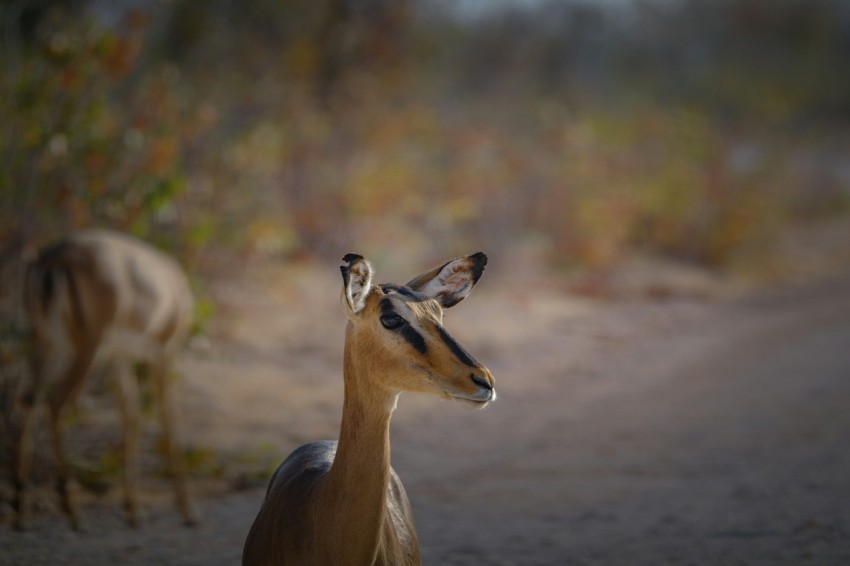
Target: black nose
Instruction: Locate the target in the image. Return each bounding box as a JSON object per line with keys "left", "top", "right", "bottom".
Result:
{"left": 471, "top": 374, "right": 492, "bottom": 390}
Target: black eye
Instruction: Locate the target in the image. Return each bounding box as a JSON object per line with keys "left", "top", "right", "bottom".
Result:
{"left": 380, "top": 314, "right": 405, "bottom": 330}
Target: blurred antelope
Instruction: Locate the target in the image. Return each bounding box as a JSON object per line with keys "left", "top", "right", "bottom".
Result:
{"left": 242, "top": 252, "right": 496, "bottom": 566}
{"left": 12, "top": 229, "right": 197, "bottom": 529}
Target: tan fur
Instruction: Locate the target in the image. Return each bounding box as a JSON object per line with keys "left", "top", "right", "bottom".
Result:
{"left": 243, "top": 253, "right": 495, "bottom": 565}
{"left": 13, "top": 229, "right": 196, "bottom": 530}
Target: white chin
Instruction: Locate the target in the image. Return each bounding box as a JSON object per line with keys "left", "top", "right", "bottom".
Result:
{"left": 453, "top": 393, "right": 495, "bottom": 409}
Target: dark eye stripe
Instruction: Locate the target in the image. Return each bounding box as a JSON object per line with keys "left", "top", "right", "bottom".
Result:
{"left": 437, "top": 325, "right": 478, "bottom": 367}
{"left": 400, "top": 325, "right": 427, "bottom": 354}
{"left": 379, "top": 297, "right": 425, "bottom": 352}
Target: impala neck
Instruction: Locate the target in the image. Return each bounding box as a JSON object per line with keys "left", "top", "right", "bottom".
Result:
{"left": 320, "top": 333, "right": 398, "bottom": 565}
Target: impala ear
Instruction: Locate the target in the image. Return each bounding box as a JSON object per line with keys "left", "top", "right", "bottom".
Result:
{"left": 340, "top": 253, "right": 373, "bottom": 315}
{"left": 406, "top": 252, "right": 487, "bottom": 308}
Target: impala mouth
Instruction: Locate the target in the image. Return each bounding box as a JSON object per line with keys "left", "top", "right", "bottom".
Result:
{"left": 419, "top": 365, "right": 496, "bottom": 407}
{"left": 451, "top": 385, "right": 496, "bottom": 408}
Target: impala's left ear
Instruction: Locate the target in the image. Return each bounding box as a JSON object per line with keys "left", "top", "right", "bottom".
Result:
{"left": 406, "top": 252, "right": 487, "bottom": 308}
{"left": 341, "top": 253, "right": 373, "bottom": 315}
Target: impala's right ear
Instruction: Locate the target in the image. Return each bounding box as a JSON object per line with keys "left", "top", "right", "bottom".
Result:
{"left": 340, "top": 253, "right": 373, "bottom": 315}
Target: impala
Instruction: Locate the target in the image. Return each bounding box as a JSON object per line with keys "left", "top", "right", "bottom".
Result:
{"left": 242, "top": 252, "right": 496, "bottom": 566}
{"left": 13, "top": 229, "right": 197, "bottom": 529}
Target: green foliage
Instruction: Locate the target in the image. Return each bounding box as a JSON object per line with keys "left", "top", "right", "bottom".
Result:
{"left": 192, "top": 293, "right": 215, "bottom": 338}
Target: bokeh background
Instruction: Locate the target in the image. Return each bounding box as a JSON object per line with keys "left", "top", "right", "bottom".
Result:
{"left": 3, "top": 0, "right": 849, "bottom": 277}
{"left": 2, "top": 1, "right": 850, "bottom": 564}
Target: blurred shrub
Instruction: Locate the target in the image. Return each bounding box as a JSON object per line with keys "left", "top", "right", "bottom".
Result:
{"left": 1, "top": 8, "right": 194, "bottom": 256}
{"left": 1, "top": 0, "right": 847, "bottom": 280}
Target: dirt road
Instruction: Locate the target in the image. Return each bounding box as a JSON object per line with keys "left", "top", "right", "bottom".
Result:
{"left": 2, "top": 268, "right": 849, "bottom": 565}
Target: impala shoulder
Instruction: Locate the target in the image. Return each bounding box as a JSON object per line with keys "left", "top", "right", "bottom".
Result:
{"left": 266, "top": 441, "right": 337, "bottom": 492}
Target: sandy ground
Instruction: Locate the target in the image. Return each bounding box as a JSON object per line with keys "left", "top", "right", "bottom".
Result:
{"left": 1, "top": 259, "right": 849, "bottom": 565}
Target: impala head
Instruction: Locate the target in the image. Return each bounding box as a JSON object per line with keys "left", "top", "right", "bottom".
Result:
{"left": 340, "top": 252, "right": 495, "bottom": 408}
